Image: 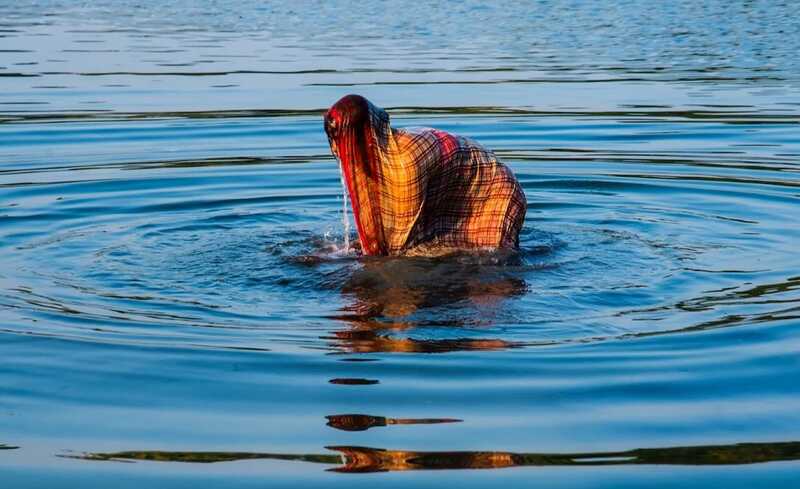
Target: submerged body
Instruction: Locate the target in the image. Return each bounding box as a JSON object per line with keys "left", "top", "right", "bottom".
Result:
{"left": 325, "top": 94, "right": 526, "bottom": 256}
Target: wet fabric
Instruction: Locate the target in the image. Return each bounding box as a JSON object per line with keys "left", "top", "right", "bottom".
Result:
{"left": 325, "top": 95, "right": 526, "bottom": 256}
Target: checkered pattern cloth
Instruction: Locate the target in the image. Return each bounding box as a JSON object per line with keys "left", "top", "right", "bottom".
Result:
{"left": 325, "top": 95, "right": 526, "bottom": 256}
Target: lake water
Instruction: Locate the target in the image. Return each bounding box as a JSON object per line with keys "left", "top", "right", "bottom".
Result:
{"left": 2, "top": 1, "right": 800, "bottom": 487}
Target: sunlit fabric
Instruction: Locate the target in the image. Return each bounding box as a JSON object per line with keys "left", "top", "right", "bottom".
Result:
{"left": 325, "top": 95, "right": 526, "bottom": 256}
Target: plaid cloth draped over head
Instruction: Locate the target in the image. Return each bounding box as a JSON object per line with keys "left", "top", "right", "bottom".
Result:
{"left": 324, "top": 95, "right": 526, "bottom": 256}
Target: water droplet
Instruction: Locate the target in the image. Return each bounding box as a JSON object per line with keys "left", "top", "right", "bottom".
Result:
{"left": 336, "top": 157, "right": 351, "bottom": 253}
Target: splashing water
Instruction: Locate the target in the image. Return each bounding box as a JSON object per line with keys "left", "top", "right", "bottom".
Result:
{"left": 336, "top": 157, "right": 351, "bottom": 252}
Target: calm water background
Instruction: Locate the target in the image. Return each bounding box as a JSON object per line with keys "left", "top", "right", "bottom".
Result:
{"left": 2, "top": 1, "right": 800, "bottom": 487}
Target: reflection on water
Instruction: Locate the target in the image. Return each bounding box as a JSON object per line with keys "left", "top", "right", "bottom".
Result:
{"left": 73, "top": 440, "right": 800, "bottom": 472}
{"left": 328, "top": 378, "right": 380, "bottom": 386}
{"left": 325, "top": 414, "right": 461, "bottom": 432}
{"left": 325, "top": 325, "right": 524, "bottom": 354}
{"left": 341, "top": 254, "right": 528, "bottom": 317}
{"left": 324, "top": 253, "right": 529, "bottom": 353}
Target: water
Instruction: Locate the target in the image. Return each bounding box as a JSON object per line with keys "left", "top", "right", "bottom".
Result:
{"left": 336, "top": 155, "right": 351, "bottom": 253}
{"left": 1, "top": 1, "right": 800, "bottom": 487}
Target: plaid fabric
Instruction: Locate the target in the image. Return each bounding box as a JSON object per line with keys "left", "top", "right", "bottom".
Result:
{"left": 325, "top": 95, "right": 526, "bottom": 256}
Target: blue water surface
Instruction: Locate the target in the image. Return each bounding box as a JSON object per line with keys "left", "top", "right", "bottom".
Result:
{"left": 1, "top": 1, "right": 800, "bottom": 487}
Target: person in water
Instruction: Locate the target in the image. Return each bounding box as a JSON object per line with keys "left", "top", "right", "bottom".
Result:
{"left": 324, "top": 94, "right": 526, "bottom": 256}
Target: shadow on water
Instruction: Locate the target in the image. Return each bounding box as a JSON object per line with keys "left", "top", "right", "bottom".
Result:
{"left": 69, "top": 441, "right": 800, "bottom": 473}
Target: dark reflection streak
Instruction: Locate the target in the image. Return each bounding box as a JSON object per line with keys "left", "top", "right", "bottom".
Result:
{"left": 6, "top": 291, "right": 201, "bottom": 324}
{"left": 0, "top": 297, "right": 260, "bottom": 331}
{"left": 606, "top": 172, "right": 800, "bottom": 190}
{"left": 189, "top": 344, "right": 270, "bottom": 353}
{"left": 125, "top": 155, "right": 329, "bottom": 170}
{"left": 326, "top": 414, "right": 462, "bottom": 432}
{"left": 676, "top": 276, "right": 800, "bottom": 310}
{"left": 617, "top": 308, "right": 800, "bottom": 343}
{"left": 54, "top": 279, "right": 223, "bottom": 311}
{"left": 683, "top": 268, "right": 771, "bottom": 274}
{"left": 0, "top": 326, "right": 276, "bottom": 356}
{"left": 565, "top": 304, "right": 800, "bottom": 346}
{"left": 18, "top": 68, "right": 788, "bottom": 79}
{"left": 32, "top": 67, "right": 540, "bottom": 76}
{"left": 611, "top": 276, "right": 800, "bottom": 320}
{"left": 1, "top": 108, "right": 797, "bottom": 125}
{"left": 0, "top": 444, "right": 19, "bottom": 449}
{"left": 308, "top": 75, "right": 786, "bottom": 87}
{"left": 2, "top": 287, "right": 259, "bottom": 331}
{"left": 324, "top": 329, "right": 526, "bottom": 354}
{"left": 0, "top": 156, "right": 329, "bottom": 176}
{"left": 65, "top": 451, "right": 341, "bottom": 464}
{"left": 499, "top": 151, "right": 800, "bottom": 173}
{"left": 328, "top": 378, "right": 379, "bottom": 385}
{"left": 72, "top": 441, "right": 800, "bottom": 472}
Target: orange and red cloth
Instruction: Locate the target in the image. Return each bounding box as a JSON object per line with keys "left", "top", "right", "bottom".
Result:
{"left": 325, "top": 95, "right": 526, "bottom": 256}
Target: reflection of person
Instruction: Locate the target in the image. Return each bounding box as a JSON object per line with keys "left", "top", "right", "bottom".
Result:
{"left": 329, "top": 446, "right": 516, "bottom": 472}
{"left": 327, "top": 254, "right": 527, "bottom": 353}
{"left": 325, "top": 414, "right": 461, "bottom": 432}
{"left": 341, "top": 257, "right": 527, "bottom": 317}
{"left": 76, "top": 440, "right": 800, "bottom": 471}
{"left": 325, "top": 95, "right": 526, "bottom": 256}
{"left": 328, "top": 324, "right": 520, "bottom": 354}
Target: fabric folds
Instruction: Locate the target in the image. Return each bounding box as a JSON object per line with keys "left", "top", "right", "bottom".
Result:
{"left": 325, "top": 95, "right": 526, "bottom": 256}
